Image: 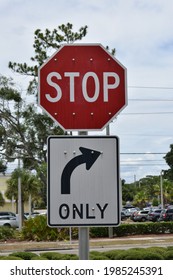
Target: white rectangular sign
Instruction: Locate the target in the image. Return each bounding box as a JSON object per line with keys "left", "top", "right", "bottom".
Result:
{"left": 47, "top": 136, "right": 120, "bottom": 227}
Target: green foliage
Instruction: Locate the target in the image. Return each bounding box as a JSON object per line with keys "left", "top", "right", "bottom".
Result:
{"left": 8, "top": 23, "right": 88, "bottom": 94}
{"left": 20, "top": 215, "right": 173, "bottom": 241}
{"left": 0, "top": 255, "right": 22, "bottom": 260}
{"left": 21, "top": 215, "right": 58, "bottom": 241}
{"left": 9, "top": 252, "right": 38, "bottom": 260}
{"left": 0, "top": 161, "right": 7, "bottom": 175}
{"left": 90, "top": 251, "right": 109, "bottom": 260}
{"left": 90, "top": 227, "right": 108, "bottom": 238}
{"left": 39, "top": 252, "right": 79, "bottom": 260}
{"left": 164, "top": 144, "right": 173, "bottom": 181}
{"left": 164, "top": 249, "right": 173, "bottom": 259}
{"left": 113, "top": 222, "right": 173, "bottom": 237}
{"left": 5, "top": 168, "right": 41, "bottom": 203}
{"left": 21, "top": 216, "right": 79, "bottom": 241}
{"left": 31, "top": 256, "right": 48, "bottom": 260}
{"left": 117, "top": 249, "right": 146, "bottom": 260}
{"left": 103, "top": 250, "right": 124, "bottom": 260}
{"left": 2, "top": 247, "right": 172, "bottom": 260}
{"left": 0, "top": 191, "right": 5, "bottom": 207}
{"left": 0, "top": 227, "right": 15, "bottom": 241}
{"left": 117, "top": 248, "right": 164, "bottom": 260}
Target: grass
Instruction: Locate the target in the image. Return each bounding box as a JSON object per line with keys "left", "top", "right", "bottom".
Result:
{"left": 1, "top": 234, "right": 173, "bottom": 252}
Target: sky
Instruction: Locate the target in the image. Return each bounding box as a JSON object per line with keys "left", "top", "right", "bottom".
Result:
{"left": 0, "top": 0, "right": 173, "bottom": 183}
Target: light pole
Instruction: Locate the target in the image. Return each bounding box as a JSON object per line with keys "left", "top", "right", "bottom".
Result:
{"left": 18, "top": 150, "right": 22, "bottom": 230}
{"left": 160, "top": 170, "right": 164, "bottom": 209}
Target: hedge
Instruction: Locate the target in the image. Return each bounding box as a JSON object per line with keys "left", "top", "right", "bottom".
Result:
{"left": 1, "top": 247, "right": 173, "bottom": 260}
{"left": 113, "top": 222, "right": 173, "bottom": 237}
{"left": 3, "top": 214, "right": 173, "bottom": 242}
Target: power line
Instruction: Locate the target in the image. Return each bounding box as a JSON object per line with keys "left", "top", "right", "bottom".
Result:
{"left": 122, "top": 112, "right": 173, "bottom": 115}
{"left": 129, "top": 99, "right": 173, "bottom": 102}
{"left": 129, "top": 86, "right": 173, "bottom": 89}
{"left": 121, "top": 152, "right": 166, "bottom": 155}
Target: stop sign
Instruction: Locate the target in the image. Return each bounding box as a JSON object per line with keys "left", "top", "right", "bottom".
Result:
{"left": 38, "top": 44, "right": 127, "bottom": 131}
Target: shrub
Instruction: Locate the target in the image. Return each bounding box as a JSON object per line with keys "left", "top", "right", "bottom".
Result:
{"left": 164, "top": 250, "right": 173, "bottom": 259}
{"left": 21, "top": 215, "right": 58, "bottom": 241}
{"left": 0, "top": 227, "right": 16, "bottom": 241}
{"left": 9, "top": 252, "right": 38, "bottom": 260}
{"left": 117, "top": 250, "right": 145, "bottom": 260}
{"left": 103, "top": 250, "right": 124, "bottom": 260}
{"left": 142, "top": 251, "right": 164, "bottom": 260}
{"left": 0, "top": 256, "right": 22, "bottom": 260}
{"left": 113, "top": 222, "right": 173, "bottom": 237}
{"left": 113, "top": 247, "right": 165, "bottom": 260}
{"left": 61, "top": 254, "right": 79, "bottom": 260}
{"left": 40, "top": 252, "right": 66, "bottom": 260}
{"left": 31, "top": 256, "right": 48, "bottom": 260}
{"left": 145, "top": 247, "right": 167, "bottom": 258}
{"left": 90, "top": 251, "right": 109, "bottom": 260}
{"left": 90, "top": 227, "right": 108, "bottom": 238}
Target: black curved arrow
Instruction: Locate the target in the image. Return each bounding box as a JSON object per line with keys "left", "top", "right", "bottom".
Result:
{"left": 61, "top": 147, "right": 101, "bottom": 194}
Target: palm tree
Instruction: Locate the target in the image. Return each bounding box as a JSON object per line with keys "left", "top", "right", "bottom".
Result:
{"left": 5, "top": 168, "right": 42, "bottom": 213}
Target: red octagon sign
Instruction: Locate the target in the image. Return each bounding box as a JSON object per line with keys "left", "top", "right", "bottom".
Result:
{"left": 38, "top": 44, "right": 127, "bottom": 131}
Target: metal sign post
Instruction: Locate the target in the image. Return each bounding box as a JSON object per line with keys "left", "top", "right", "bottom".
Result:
{"left": 78, "top": 131, "right": 89, "bottom": 260}
{"left": 79, "top": 227, "right": 89, "bottom": 260}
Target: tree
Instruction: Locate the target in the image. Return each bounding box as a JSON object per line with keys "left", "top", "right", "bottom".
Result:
{"left": 2, "top": 23, "right": 115, "bottom": 207}
{"left": 164, "top": 144, "right": 173, "bottom": 181}
{"left": 0, "top": 160, "right": 7, "bottom": 175}
{"left": 5, "top": 168, "right": 42, "bottom": 212}
{"left": 9, "top": 23, "right": 88, "bottom": 96}
{"left": 122, "top": 182, "right": 137, "bottom": 203}
{"left": 1, "top": 24, "right": 89, "bottom": 206}
{"left": 0, "top": 192, "right": 5, "bottom": 207}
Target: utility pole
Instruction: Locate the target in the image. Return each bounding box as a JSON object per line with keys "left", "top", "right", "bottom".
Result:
{"left": 18, "top": 151, "right": 22, "bottom": 230}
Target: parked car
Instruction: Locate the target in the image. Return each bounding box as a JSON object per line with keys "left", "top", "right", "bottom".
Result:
{"left": 24, "top": 212, "right": 40, "bottom": 219}
{"left": 147, "top": 208, "right": 163, "bottom": 222}
{"left": 0, "top": 211, "right": 16, "bottom": 217}
{"left": 124, "top": 208, "right": 138, "bottom": 218}
{"left": 132, "top": 210, "right": 150, "bottom": 222}
{"left": 159, "top": 208, "right": 173, "bottom": 221}
{"left": 0, "top": 215, "right": 18, "bottom": 228}
{"left": 130, "top": 210, "right": 139, "bottom": 221}
{"left": 121, "top": 211, "right": 127, "bottom": 221}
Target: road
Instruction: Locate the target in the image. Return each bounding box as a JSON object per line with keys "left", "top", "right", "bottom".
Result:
{"left": 1, "top": 234, "right": 173, "bottom": 256}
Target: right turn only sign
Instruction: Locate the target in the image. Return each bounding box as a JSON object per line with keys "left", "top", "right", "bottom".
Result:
{"left": 47, "top": 136, "right": 120, "bottom": 227}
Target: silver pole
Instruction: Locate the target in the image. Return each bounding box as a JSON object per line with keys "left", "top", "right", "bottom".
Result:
{"left": 29, "top": 194, "right": 32, "bottom": 218}
{"left": 160, "top": 170, "right": 164, "bottom": 208}
{"left": 79, "top": 227, "right": 89, "bottom": 259}
{"left": 106, "top": 124, "right": 114, "bottom": 238}
{"left": 18, "top": 153, "right": 22, "bottom": 230}
{"left": 78, "top": 130, "right": 89, "bottom": 260}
